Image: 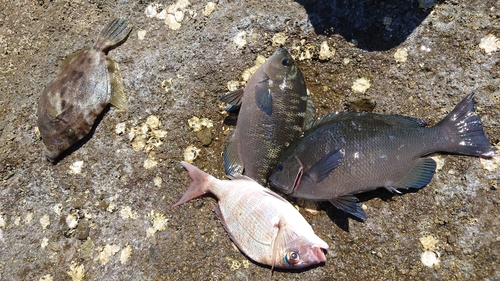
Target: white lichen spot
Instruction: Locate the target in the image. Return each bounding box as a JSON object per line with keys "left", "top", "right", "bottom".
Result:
{"left": 52, "top": 204, "right": 62, "bottom": 216}
{"left": 145, "top": 3, "right": 162, "bottom": 18}
{"left": 226, "top": 80, "right": 240, "bottom": 91}
{"left": 66, "top": 214, "right": 78, "bottom": 229}
{"left": 479, "top": 34, "right": 500, "bottom": 54}
{"left": 14, "top": 216, "right": 21, "bottom": 226}
{"left": 137, "top": 30, "right": 147, "bottom": 41}
{"left": 147, "top": 210, "right": 168, "bottom": 237}
{"left": 203, "top": 2, "right": 217, "bottom": 16}
{"left": 120, "top": 206, "right": 137, "bottom": 220}
{"left": 153, "top": 176, "right": 163, "bottom": 187}
{"left": 420, "top": 235, "right": 438, "bottom": 251}
{"left": 394, "top": 47, "right": 408, "bottom": 63}
{"left": 352, "top": 78, "right": 371, "bottom": 94}
{"left": 68, "top": 161, "right": 84, "bottom": 174}
{"left": 233, "top": 31, "right": 247, "bottom": 49}
{"left": 183, "top": 145, "right": 201, "bottom": 163}
{"left": 67, "top": 261, "right": 85, "bottom": 281}
{"left": 40, "top": 214, "right": 50, "bottom": 230}
{"left": 39, "top": 274, "right": 53, "bottom": 281}
{"left": 144, "top": 157, "right": 158, "bottom": 169}
{"left": 421, "top": 251, "right": 439, "bottom": 267}
{"left": 318, "top": 41, "right": 335, "bottom": 60}
{"left": 304, "top": 208, "right": 319, "bottom": 215}
{"left": 115, "top": 122, "right": 126, "bottom": 135}
{"left": 41, "top": 237, "right": 49, "bottom": 249}
{"left": 479, "top": 147, "right": 500, "bottom": 171}
{"left": 0, "top": 214, "right": 5, "bottom": 228}
{"left": 25, "top": 212, "right": 33, "bottom": 224}
{"left": 430, "top": 155, "right": 445, "bottom": 171}
{"left": 420, "top": 45, "right": 431, "bottom": 52}
{"left": 98, "top": 244, "right": 121, "bottom": 265}
{"left": 120, "top": 245, "right": 133, "bottom": 265}
{"left": 165, "top": 14, "right": 182, "bottom": 30}
{"left": 272, "top": 32, "right": 287, "bottom": 46}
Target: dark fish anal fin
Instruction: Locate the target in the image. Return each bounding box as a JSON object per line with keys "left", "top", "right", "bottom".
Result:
{"left": 389, "top": 158, "right": 436, "bottom": 191}
{"left": 223, "top": 131, "right": 244, "bottom": 177}
{"left": 329, "top": 195, "right": 366, "bottom": 220}
{"left": 255, "top": 79, "right": 273, "bottom": 115}
{"left": 220, "top": 89, "right": 244, "bottom": 111}
{"left": 301, "top": 149, "right": 344, "bottom": 186}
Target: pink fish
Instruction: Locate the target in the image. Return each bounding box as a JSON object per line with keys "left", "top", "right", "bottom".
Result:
{"left": 173, "top": 161, "right": 328, "bottom": 269}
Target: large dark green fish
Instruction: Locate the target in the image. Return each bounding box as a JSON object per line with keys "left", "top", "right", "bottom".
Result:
{"left": 221, "top": 49, "right": 310, "bottom": 184}
{"left": 37, "top": 18, "right": 132, "bottom": 162}
{"left": 269, "top": 94, "right": 497, "bottom": 219}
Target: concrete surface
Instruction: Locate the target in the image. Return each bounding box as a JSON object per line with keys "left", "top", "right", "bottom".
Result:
{"left": 0, "top": 0, "right": 499, "bottom": 280}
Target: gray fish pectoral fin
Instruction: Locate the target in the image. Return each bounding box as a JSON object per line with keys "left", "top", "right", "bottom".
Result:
{"left": 223, "top": 131, "right": 244, "bottom": 177}
{"left": 255, "top": 80, "right": 273, "bottom": 116}
{"left": 220, "top": 89, "right": 244, "bottom": 112}
{"left": 329, "top": 195, "right": 366, "bottom": 220}
{"left": 302, "top": 149, "right": 344, "bottom": 186}
{"left": 389, "top": 158, "right": 436, "bottom": 191}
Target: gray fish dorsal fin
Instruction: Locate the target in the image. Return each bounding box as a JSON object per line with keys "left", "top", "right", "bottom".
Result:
{"left": 220, "top": 89, "right": 244, "bottom": 112}
{"left": 107, "top": 57, "right": 128, "bottom": 110}
{"left": 329, "top": 195, "right": 366, "bottom": 220}
{"left": 255, "top": 79, "right": 273, "bottom": 115}
{"left": 310, "top": 111, "right": 427, "bottom": 130}
{"left": 60, "top": 48, "right": 89, "bottom": 68}
{"left": 388, "top": 158, "right": 436, "bottom": 191}
{"left": 223, "top": 131, "right": 244, "bottom": 177}
{"left": 301, "top": 149, "right": 344, "bottom": 186}
{"left": 95, "top": 18, "right": 133, "bottom": 52}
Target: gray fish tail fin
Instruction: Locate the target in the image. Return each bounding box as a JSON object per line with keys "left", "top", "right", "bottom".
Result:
{"left": 95, "top": 18, "right": 133, "bottom": 52}
{"left": 436, "top": 93, "right": 497, "bottom": 157}
{"left": 172, "top": 161, "right": 213, "bottom": 207}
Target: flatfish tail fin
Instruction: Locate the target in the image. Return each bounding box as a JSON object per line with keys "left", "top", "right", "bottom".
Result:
{"left": 436, "top": 93, "right": 497, "bottom": 158}
{"left": 94, "top": 18, "right": 133, "bottom": 52}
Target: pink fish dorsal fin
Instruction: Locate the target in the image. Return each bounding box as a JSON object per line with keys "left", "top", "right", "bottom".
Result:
{"left": 261, "top": 188, "right": 289, "bottom": 204}
{"left": 172, "top": 161, "right": 212, "bottom": 207}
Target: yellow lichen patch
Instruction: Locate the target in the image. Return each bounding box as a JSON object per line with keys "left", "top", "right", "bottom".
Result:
{"left": 98, "top": 244, "right": 121, "bottom": 265}
{"left": 241, "top": 55, "right": 266, "bottom": 82}
{"left": 0, "top": 214, "right": 5, "bottom": 228}
{"left": 203, "top": 2, "right": 217, "bottom": 16}
{"left": 419, "top": 235, "right": 440, "bottom": 267}
{"left": 318, "top": 41, "right": 335, "bottom": 60}
{"left": 147, "top": 210, "right": 168, "bottom": 237}
{"left": 67, "top": 261, "right": 85, "bottom": 281}
{"left": 352, "top": 78, "right": 371, "bottom": 94}
{"left": 137, "top": 30, "right": 147, "bottom": 40}
{"left": 430, "top": 155, "right": 445, "bottom": 171}
{"left": 39, "top": 274, "right": 53, "bottom": 281}
{"left": 226, "top": 80, "right": 241, "bottom": 91}
{"left": 41, "top": 237, "right": 49, "bottom": 249}
{"left": 394, "top": 47, "right": 408, "bottom": 63}
{"left": 420, "top": 235, "right": 438, "bottom": 251}
{"left": 126, "top": 115, "right": 168, "bottom": 163}
{"left": 40, "top": 214, "right": 50, "bottom": 230}
{"left": 143, "top": 157, "right": 158, "bottom": 169}
{"left": 120, "top": 206, "right": 137, "bottom": 220}
{"left": 120, "top": 245, "right": 133, "bottom": 265}
{"left": 229, "top": 259, "right": 241, "bottom": 270}
{"left": 183, "top": 145, "right": 201, "bottom": 163}
{"left": 24, "top": 211, "right": 33, "bottom": 224}
{"left": 480, "top": 145, "right": 499, "bottom": 171}
{"left": 188, "top": 116, "right": 213, "bottom": 132}
{"left": 272, "top": 33, "right": 287, "bottom": 46}
{"left": 153, "top": 176, "right": 163, "bottom": 187}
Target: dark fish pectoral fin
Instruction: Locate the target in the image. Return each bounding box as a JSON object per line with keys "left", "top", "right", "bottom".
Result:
{"left": 389, "top": 158, "right": 436, "bottom": 191}
{"left": 220, "top": 89, "right": 244, "bottom": 112}
{"left": 329, "top": 195, "right": 366, "bottom": 220}
{"left": 223, "top": 131, "right": 244, "bottom": 177}
{"left": 255, "top": 80, "right": 273, "bottom": 115}
{"left": 302, "top": 149, "right": 344, "bottom": 185}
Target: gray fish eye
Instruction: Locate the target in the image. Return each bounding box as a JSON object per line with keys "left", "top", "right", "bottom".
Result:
{"left": 281, "top": 58, "right": 289, "bottom": 66}
{"left": 276, "top": 164, "right": 283, "bottom": 172}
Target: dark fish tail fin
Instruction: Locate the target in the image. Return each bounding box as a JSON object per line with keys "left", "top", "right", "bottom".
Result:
{"left": 95, "top": 18, "right": 133, "bottom": 52}
{"left": 172, "top": 161, "right": 213, "bottom": 207}
{"left": 435, "top": 93, "right": 497, "bottom": 157}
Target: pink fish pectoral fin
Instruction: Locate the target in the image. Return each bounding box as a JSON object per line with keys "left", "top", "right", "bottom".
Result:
{"left": 254, "top": 79, "right": 273, "bottom": 116}
{"left": 223, "top": 131, "right": 244, "bottom": 177}
{"left": 390, "top": 158, "right": 436, "bottom": 191}
{"left": 213, "top": 204, "right": 245, "bottom": 250}
{"left": 220, "top": 88, "right": 244, "bottom": 112}
{"left": 301, "top": 149, "right": 344, "bottom": 186}
{"left": 329, "top": 195, "right": 366, "bottom": 220}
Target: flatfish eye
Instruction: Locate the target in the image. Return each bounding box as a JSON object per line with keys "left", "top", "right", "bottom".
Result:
{"left": 65, "top": 128, "right": 76, "bottom": 137}
{"left": 284, "top": 251, "right": 300, "bottom": 265}
{"left": 281, "top": 58, "right": 289, "bottom": 66}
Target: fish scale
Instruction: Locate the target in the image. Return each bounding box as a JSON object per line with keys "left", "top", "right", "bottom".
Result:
{"left": 270, "top": 93, "right": 497, "bottom": 219}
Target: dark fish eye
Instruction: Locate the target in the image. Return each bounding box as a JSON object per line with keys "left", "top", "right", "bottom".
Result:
{"left": 281, "top": 58, "right": 289, "bottom": 66}
{"left": 65, "top": 128, "right": 75, "bottom": 137}
{"left": 284, "top": 251, "right": 300, "bottom": 265}
{"left": 276, "top": 164, "right": 283, "bottom": 172}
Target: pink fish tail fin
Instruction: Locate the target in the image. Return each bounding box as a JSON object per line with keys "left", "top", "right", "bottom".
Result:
{"left": 172, "top": 161, "right": 213, "bottom": 207}
{"left": 94, "top": 18, "right": 133, "bottom": 52}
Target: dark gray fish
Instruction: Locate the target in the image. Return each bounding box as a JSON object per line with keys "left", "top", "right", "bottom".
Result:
{"left": 37, "top": 18, "right": 133, "bottom": 162}
{"left": 221, "top": 48, "right": 311, "bottom": 184}
{"left": 269, "top": 93, "right": 497, "bottom": 219}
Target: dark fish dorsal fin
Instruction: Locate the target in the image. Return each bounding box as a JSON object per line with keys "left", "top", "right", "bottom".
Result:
{"left": 255, "top": 79, "right": 273, "bottom": 115}
{"left": 388, "top": 158, "right": 436, "bottom": 191}
{"left": 223, "top": 131, "right": 244, "bottom": 177}
{"left": 329, "top": 195, "right": 366, "bottom": 220}
{"left": 220, "top": 89, "right": 244, "bottom": 111}
{"left": 302, "top": 149, "right": 344, "bottom": 186}
{"left": 373, "top": 114, "right": 427, "bottom": 127}
{"left": 309, "top": 112, "right": 427, "bottom": 130}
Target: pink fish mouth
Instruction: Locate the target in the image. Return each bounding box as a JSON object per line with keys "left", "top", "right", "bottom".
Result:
{"left": 311, "top": 245, "right": 327, "bottom": 263}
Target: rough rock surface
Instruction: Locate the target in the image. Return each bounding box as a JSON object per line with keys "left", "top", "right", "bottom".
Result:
{"left": 0, "top": 1, "right": 499, "bottom": 280}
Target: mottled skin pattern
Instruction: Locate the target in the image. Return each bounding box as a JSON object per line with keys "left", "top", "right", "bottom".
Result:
{"left": 270, "top": 94, "right": 496, "bottom": 218}
{"left": 223, "top": 49, "right": 308, "bottom": 184}
{"left": 37, "top": 18, "right": 132, "bottom": 161}
{"left": 173, "top": 162, "right": 328, "bottom": 269}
